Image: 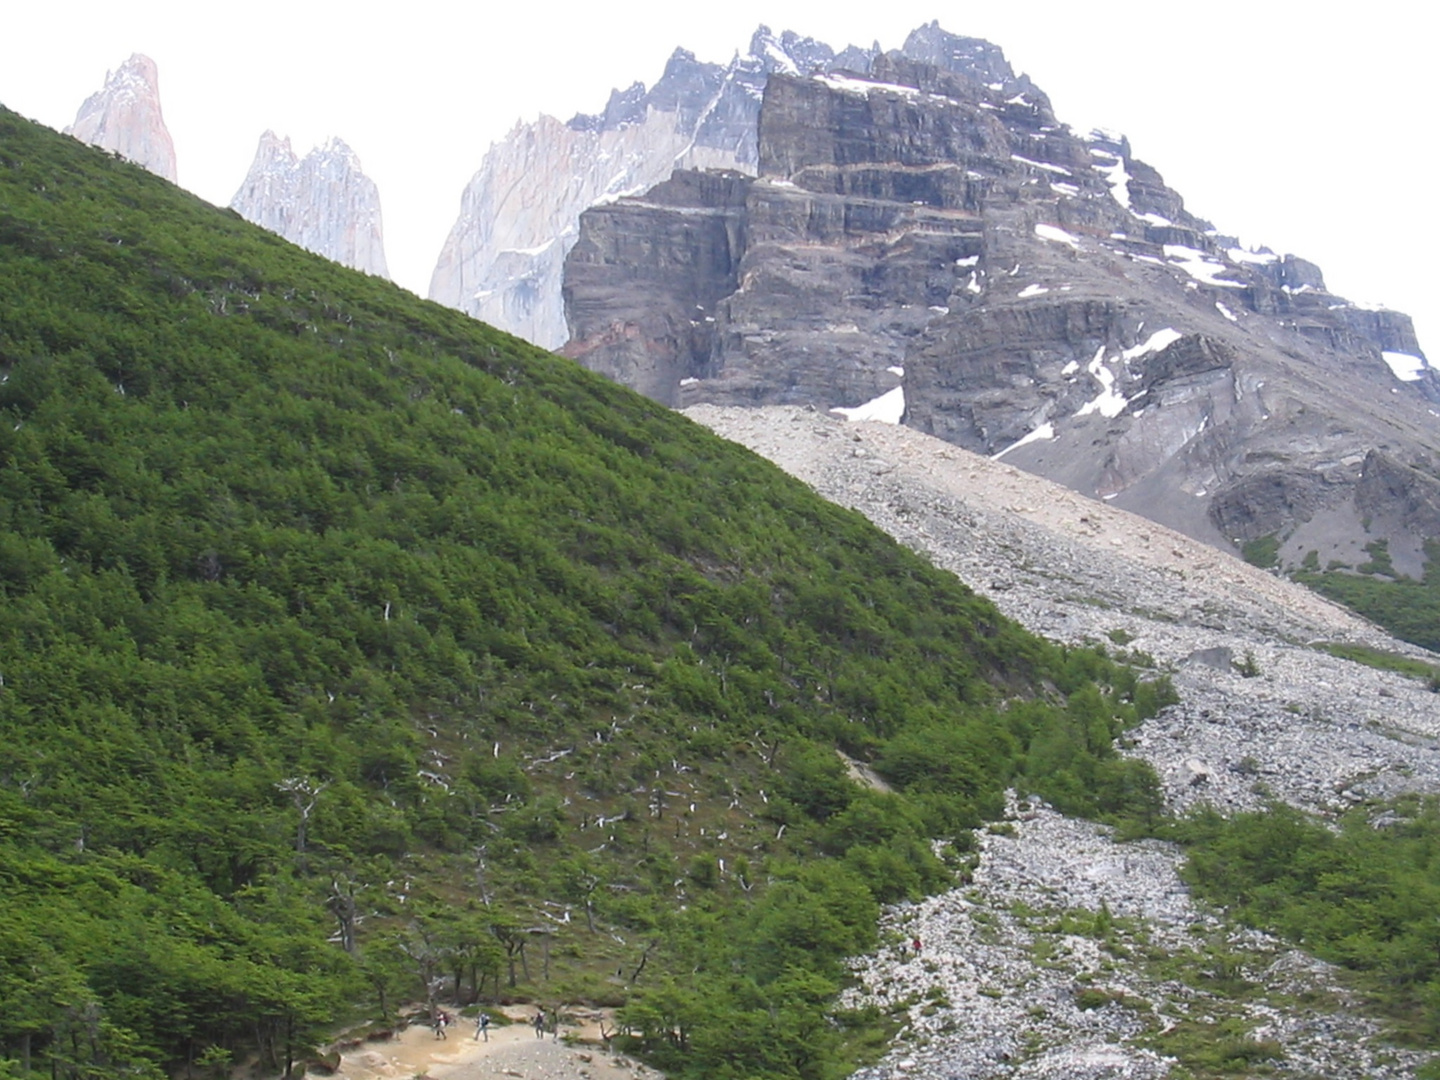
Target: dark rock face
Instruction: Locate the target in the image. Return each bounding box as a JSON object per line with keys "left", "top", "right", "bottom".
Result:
{"left": 561, "top": 25, "right": 1440, "bottom": 567}
{"left": 563, "top": 171, "right": 750, "bottom": 403}
{"left": 1356, "top": 452, "right": 1440, "bottom": 540}
{"left": 757, "top": 60, "right": 1016, "bottom": 187}
{"left": 1210, "top": 470, "right": 1334, "bottom": 545}
{"left": 1344, "top": 307, "right": 1431, "bottom": 373}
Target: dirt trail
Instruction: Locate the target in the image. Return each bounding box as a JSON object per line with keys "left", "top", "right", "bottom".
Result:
{"left": 328, "top": 1009, "right": 662, "bottom": 1080}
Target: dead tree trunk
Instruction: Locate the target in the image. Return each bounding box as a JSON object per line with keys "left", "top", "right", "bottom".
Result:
{"left": 328, "top": 877, "right": 358, "bottom": 954}
{"left": 628, "top": 940, "right": 657, "bottom": 984}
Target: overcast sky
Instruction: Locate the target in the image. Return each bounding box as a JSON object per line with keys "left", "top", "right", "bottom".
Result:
{"left": 2, "top": 1, "right": 1432, "bottom": 351}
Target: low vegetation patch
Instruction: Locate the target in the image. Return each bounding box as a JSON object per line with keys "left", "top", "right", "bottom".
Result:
{"left": 1150, "top": 1018, "right": 1285, "bottom": 1076}
{"left": 1313, "top": 642, "right": 1440, "bottom": 685}
{"left": 1292, "top": 540, "right": 1440, "bottom": 651}
{"left": 1176, "top": 798, "right": 1440, "bottom": 1048}
{"left": 1240, "top": 535, "right": 1279, "bottom": 570}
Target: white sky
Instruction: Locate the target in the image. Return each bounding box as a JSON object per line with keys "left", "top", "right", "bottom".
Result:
{"left": 1, "top": 1, "right": 1433, "bottom": 353}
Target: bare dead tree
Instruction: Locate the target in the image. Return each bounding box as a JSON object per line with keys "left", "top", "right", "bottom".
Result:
{"left": 752, "top": 730, "right": 782, "bottom": 766}
{"left": 473, "top": 844, "right": 493, "bottom": 906}
{"left": 579, "top": 871, "right": 600, "bottom": 933}
{"left": 628, "top": 940, "right": 657, "bottom": 985}
{"left": 328, "top": 876, "right": 359, "bottom": 954}
{"left": 276, "top": 776, "right": 331, "bottom": 857}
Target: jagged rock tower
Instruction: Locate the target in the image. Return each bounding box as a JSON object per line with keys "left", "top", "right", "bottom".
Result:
{"left": 230, "top": 132, "right": 390, "bottom": 278}
{"left": 66, "top": 53, "right": 178, "bottom": 183}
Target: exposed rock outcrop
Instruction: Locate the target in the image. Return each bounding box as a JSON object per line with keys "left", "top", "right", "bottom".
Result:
{"left": 562, "top": 25, "right": 1440, "bottom": 569}
{"left": 66, "top": 54, "right": 177, "bottom": 183}
{"left": 230, "top": 132, "right": 389, "bottom": 278}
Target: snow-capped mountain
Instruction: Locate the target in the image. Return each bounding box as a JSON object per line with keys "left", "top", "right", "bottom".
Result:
{"left": 230, "top": 132, "right": 390, "bottom": 278}
{"left": 428, "top": 27, "right": 879, "bottom": 349}
{"left": 560, "top": 23, "right": 1438, "bottom": 574}
{"left": 65, "top": 54, "right": 177, "bottom": 183}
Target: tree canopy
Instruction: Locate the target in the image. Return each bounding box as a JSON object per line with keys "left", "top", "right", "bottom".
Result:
{"left": 0, "top": 108, "right": 1172, "bottom": 1080}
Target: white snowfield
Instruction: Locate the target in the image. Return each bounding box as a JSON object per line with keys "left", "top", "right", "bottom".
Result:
{"left": 1034, "top": 223, "right": 1081, "bottom": 248}
{"left": 992, "top": 421, "right": 1054, "bottom": 459}
{"left": 830, "top": 385, "right": 906, "bottom": 424}
{"left": 1163, "top": 244, "right": 1246, "bottom": 288}
{"left": 1011, "top": 154, "right": 1073, "bottom": 176}
{"left": 1382, "top": 350, "right": 1429, "bottom": 381}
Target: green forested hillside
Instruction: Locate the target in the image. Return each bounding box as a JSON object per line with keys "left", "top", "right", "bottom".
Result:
{"left": 0, "top": 108, "right": 1170, "bottom": 1080}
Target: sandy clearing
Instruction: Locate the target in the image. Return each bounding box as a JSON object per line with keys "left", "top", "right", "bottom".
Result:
{"left": 327, "top": 1009, "right": 662, "bottom": 1080}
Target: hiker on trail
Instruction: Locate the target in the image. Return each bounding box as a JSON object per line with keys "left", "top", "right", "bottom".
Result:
{"left": 912, "top": 936, "right": 922, "bottom": 956}
{"left": 550, "top": 1008, "right": 561, "bottom": 1039}
{"left": 534, "top": 1009, "right": 545, "bottom": 1038}
{"left": 475, "top": 1012, "right": 490, "bottom": 1041}
{"left": 433, "top": 1011, "right": 448, "bottom": 1039}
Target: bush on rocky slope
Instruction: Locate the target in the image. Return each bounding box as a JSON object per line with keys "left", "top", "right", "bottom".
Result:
{"left": 1180, "top": 798, "right": 1440, "bottom": 1045}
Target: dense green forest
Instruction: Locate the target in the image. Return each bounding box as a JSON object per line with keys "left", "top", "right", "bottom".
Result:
{"left": 0, "top": 108, "right": 1175, "bottom": 1080}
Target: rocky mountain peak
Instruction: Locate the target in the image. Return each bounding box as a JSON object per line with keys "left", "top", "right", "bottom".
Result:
{"left": 748, "top": 25, "right": 849, "bottom": 76}
{"left": 901, "top": 20, "right": 1015, "bottom": 85}
{"left": 430, "top": 23, "right": 876, "bottom": 349}
{"left": 561, "top": 37, "right": 1438, "bottom": 574}
{"left": 580, "top": 81, "right": 649, "bottom": 132}
{"left": 65, "top": 53, "right": 177, "bottom": 183}
{"left": 230, "top": 132, "right": 389, "bottom": 278}
{"left": 248, "top": 129, "right": 295, "bottom": 172}
{"left": 748, "top": 26, "right": 799, "bottom": 74}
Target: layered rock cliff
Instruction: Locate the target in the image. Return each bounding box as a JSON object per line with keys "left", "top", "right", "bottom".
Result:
{"left": 230, "top": 132, "right": 390, "bottom": 278}
{"left": 66, "top": 54, "right": 177, "bottom": 183}
{"left": 428, "top": 27, "right": 878, "bottom": 348}
{"left": 562, "top": 24, "right": 1439, "bottom": 571}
